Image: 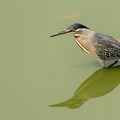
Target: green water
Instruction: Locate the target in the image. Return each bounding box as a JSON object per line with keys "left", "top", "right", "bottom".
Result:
{"left": 50, "top": 64, "right": 120, "bottom": 109}
{"left": 1, "top": 0, "right": 120, "bottom": 120}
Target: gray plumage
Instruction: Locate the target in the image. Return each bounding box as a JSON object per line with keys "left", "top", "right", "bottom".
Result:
{"left": 94, "top": 33, "right": 120, "bottom": 60}
{"left": 50, "top": 23, "right": 120, "bottom": 67}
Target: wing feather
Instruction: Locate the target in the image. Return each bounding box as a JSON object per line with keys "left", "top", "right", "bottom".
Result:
{"left": 94, "top": 33, "right": 120, "bottom": 60}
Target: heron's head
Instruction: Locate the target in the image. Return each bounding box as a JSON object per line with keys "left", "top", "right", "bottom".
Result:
{"left": 50, "top": 23, "right": 89, "bottom": 37}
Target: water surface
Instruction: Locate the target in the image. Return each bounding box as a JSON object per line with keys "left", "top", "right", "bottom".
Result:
{"left": 1, "top": 0, "right": 120, "bottom": 120}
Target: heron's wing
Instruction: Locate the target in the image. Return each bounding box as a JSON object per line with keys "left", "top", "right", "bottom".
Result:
{"left": 94, "top": 32, "right": 120, "bottom": 60}
{"left": 95, "top": 32, "right": 120, "bottom": 49}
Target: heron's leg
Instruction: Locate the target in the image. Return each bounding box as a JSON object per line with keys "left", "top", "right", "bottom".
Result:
{"left": 98, "top": 59, "right": 106, "bottom": 68}
{"left": 108, "top": 60, "right": 118, "bottom": 68}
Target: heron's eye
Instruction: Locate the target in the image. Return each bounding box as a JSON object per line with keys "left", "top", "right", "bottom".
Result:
{"left": 71, "top": 28, "right": 75, "bottom": 32}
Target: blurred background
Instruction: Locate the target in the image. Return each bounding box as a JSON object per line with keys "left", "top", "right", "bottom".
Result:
{"left": 0, "top": 0, "right": 120, "bottom": 120}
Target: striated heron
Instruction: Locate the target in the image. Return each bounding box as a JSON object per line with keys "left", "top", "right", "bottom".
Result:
{"left": 50, "top": 23, "right": 120, "bottom": 67}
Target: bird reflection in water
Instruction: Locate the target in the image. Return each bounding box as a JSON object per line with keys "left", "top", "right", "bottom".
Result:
{"left": 50, "top": 61, "right": 120, "bottom": 109}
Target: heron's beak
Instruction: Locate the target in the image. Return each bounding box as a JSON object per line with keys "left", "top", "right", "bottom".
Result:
{"left": 50, "top": 29, "right": 72, "bottom": 37}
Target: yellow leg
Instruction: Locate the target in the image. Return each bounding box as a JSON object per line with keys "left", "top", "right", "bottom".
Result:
{"left": 98, "top": 59, "right": 106, "bottom": 68}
